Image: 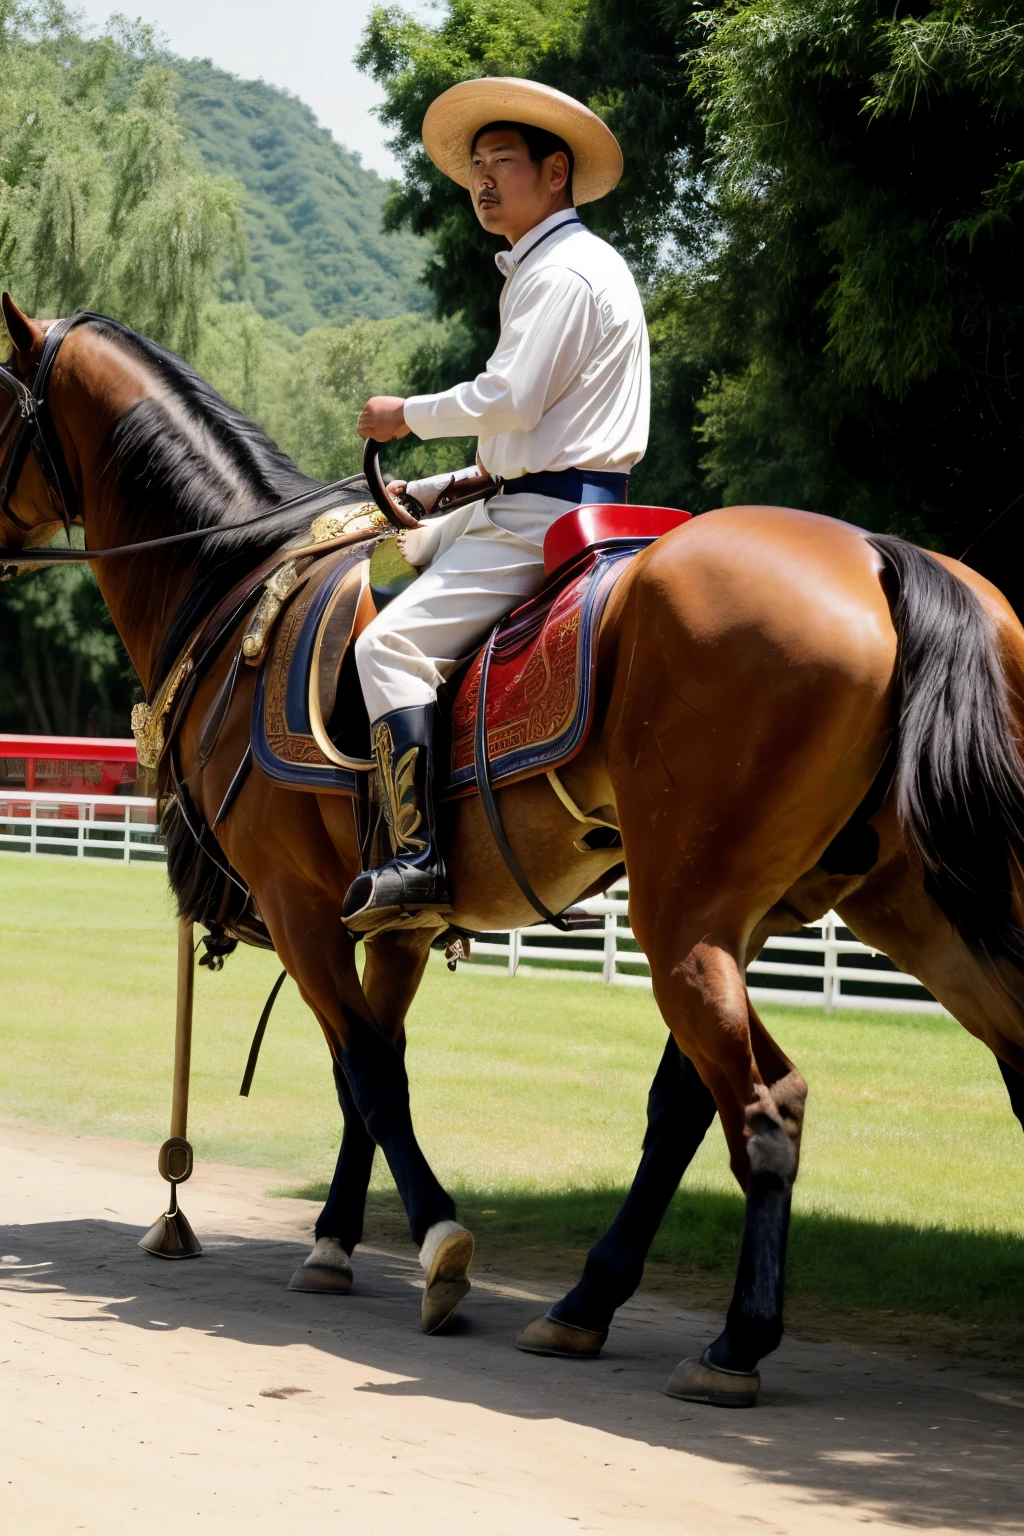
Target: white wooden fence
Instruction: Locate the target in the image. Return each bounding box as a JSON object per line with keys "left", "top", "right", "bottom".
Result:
{"left": 0, "top": 798, "right": 938, "bottom": 1010}
{"left": 464, "top": 882, "right": 943, "bottom": 1013}
{"left": 0, "top": 791, "right": 162, "bottom": 862}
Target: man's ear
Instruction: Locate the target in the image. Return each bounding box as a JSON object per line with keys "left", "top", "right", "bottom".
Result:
{"left": 1, "top": 294, "right": 45, "bottom": 361}
{"left": 548, "top": 150, "right": 571, "bottom": 199}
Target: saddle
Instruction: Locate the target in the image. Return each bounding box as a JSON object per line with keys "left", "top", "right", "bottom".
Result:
{"left": 250, "top": 504, "right": 691, "bottom": 802}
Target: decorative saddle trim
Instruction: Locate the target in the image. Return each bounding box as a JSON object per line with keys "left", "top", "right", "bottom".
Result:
{"left": 132, "top": 637, "right": 198, "bottom": 770}
{"left": 146, "top": 497, "right": 390, "bottom": 787}
{"left": 251, "top": 549, "right": 371, "bottom": 794}
{"left": 444, "top": 546, "right": 636, "bottom": 797}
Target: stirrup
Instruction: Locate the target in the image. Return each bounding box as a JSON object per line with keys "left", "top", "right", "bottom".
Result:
{"left": 343, "top": 860, "right": 451, "bottom": 930}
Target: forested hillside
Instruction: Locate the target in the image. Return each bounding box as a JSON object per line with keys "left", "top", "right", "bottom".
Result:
{"left": 173, "top": 59, "right": 428, "bottom": 331}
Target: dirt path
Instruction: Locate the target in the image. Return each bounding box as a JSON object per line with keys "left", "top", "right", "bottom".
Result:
{"left": 1, "top": 1121, "right": 1022, "bottom": 1534}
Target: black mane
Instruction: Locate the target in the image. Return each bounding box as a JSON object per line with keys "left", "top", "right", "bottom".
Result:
{"left": 96, "top": 317, "right": 369, "bottom": 670}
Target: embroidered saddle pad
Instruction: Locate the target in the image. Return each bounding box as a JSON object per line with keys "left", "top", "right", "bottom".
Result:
{"left": 443, "top": 545, "right": 637, "bottom": 797}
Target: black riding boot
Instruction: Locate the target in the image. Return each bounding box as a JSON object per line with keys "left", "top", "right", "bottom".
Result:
{"left": 342, "top": 704, "right": 451, "bottom": 930}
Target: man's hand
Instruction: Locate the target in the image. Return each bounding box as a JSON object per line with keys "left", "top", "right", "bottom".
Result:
{"left": 357, "top": 396, "right": 411, "bottom": 441}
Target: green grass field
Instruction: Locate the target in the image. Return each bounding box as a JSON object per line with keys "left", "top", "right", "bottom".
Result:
{"left": 2, "top": 852, "right": 1023, "bottom": 1359}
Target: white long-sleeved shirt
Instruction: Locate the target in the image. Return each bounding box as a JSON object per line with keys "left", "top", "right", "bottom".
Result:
{"left": 402, "top": 209, "right": 650, "bottom": 480}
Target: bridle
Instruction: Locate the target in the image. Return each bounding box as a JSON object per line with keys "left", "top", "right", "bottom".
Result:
{"left": 0, "top": 311, "right": 93, "bottom": 537}
{"left": 0, "top": 308, "right": 418, "bottom": 572}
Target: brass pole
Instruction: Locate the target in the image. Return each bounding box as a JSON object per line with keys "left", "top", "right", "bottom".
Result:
{"left": 138, "top": 916, "right": 202, "bottom": 1258}
{"left": 170, "top": 918, "right": 195, "bottom": 1140}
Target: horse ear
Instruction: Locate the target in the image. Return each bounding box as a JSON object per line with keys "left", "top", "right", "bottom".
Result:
{"left": 1, "top": 294, "right": 44, "bottom": 359}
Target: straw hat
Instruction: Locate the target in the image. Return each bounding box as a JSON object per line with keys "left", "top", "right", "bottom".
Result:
{"left": 422, "top": 77, "right": 623, "bottom": 207}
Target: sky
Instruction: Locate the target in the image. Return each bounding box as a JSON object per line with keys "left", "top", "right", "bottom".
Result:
{"left": 73, "top": 0, "right": 438, "bottom": 178}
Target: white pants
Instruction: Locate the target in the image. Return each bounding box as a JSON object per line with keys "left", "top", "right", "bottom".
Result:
{"left": 355, "top": 492, "right": 574, "bottom": 721}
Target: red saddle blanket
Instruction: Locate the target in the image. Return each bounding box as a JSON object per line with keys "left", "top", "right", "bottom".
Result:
{"left": 444, "top": 545, "right": 633, "bottom": 797}
{"left": 444, "top": 505, "right": 692, "bottom": 796}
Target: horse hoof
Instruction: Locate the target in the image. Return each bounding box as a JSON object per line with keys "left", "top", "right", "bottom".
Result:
{"left": 420, "top": 1223, "right": 474, "bottom": 1334}
{"left": 287, "top": 1236, "right": 353, "bottom": 1294}
{"left": 515, "top": 1314, "right": 607, "bottom": 1358}
{"left": 664, "top": 1355, "right": 760, "bottom": 1408}
{"left": 287, "top": 1264, "right": 353, "bottom": 1294}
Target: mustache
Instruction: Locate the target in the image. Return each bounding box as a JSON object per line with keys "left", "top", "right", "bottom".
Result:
{"left": 477, "top": 190, "right": 500, "bottom": 205}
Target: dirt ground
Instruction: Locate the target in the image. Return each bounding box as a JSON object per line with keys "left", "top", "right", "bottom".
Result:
{"left": 1, "top": 1121, "right": 1023, "bottom": 1534}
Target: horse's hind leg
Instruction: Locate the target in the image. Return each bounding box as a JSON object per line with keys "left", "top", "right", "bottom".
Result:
{"left": 642, "top": 922, "right": 808, "bottom": 1407}
{"left": 517, "top": 1036, "right": 717, "bottom": 1356}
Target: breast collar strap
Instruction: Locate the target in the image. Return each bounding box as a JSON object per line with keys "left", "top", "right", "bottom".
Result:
{"left": 0, "top": 312, "right": 95, "bottom": 535}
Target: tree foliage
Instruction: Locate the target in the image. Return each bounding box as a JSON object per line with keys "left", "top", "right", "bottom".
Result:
{"left": 0, "top": 562, "right": 136, "bottom": 734}
{"left": 196, "top": 302, "right": 468, "bottom": 484}
{"left": 0, "top": 4, "right": 245, "bottom": 358}
{"left": 690, "top": 0, "right": 1024, "bottom": 551}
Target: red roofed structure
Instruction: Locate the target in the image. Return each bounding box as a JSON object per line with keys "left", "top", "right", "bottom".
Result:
{"left": 0, "top": 734, "right": 139, "bottom": 797}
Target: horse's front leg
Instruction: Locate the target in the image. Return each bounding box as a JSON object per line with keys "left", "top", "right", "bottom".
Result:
{"left": 357, "top": 925, "right": 476, "bottom": 1333}
{"left": 999, "top": 1059, "right": 1024, "bottom": 1137}
{"left": 251, "top": 876, "right": 464, "bottom": 1329}
{"left": 289, "top": 1056, "right": 375, "bottom": 1295}
{"left": 517, "top": 1035, "right": 717, "bottom": 1356}
{"left": 294, "top": 926, "right": 437, "bottom": 1293}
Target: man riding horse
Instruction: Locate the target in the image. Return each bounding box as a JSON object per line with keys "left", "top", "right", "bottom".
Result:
{"left": 5, "top": 86, "right": 1024, "bottom": 1395}
{"left": 342, "top": 77, "right": 649, "bottom": 930}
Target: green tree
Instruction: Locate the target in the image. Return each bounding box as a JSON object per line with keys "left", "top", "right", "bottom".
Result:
{"left": 688, "top": 0, "right": 1024, "bottom": 555}
{"left": 197, "top": 302, "right": 470, "bottom": 482}
{"left": 0, "top": 563, "right": 137, "bottom": 733}
{"left": 0, "top": 4, "right": 247, "bottom": 733}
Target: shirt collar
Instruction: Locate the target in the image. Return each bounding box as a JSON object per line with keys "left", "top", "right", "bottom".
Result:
{"left": 494, "top": 209, "right": 581, "bottom": 278}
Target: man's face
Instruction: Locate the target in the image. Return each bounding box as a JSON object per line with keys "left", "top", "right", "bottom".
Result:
{"left": 469, "top": 129, "right": 570, "bottom": 243}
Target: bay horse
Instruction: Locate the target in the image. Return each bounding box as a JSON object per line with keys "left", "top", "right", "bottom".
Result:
{"left": 3, "top": 297, "right": 1024, "bottom": 1407}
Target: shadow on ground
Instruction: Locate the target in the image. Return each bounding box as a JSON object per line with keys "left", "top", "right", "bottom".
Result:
{"left": 3, "top": 1214, "right": 1023, "bottom": 1531}
{"left": 288, "top": 1181, "right": 1024, "bottom": 1362}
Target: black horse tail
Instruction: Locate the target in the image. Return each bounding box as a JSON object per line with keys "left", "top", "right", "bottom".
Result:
{"left": 868, "top": 534, "right": 1024, "bottom": 971}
